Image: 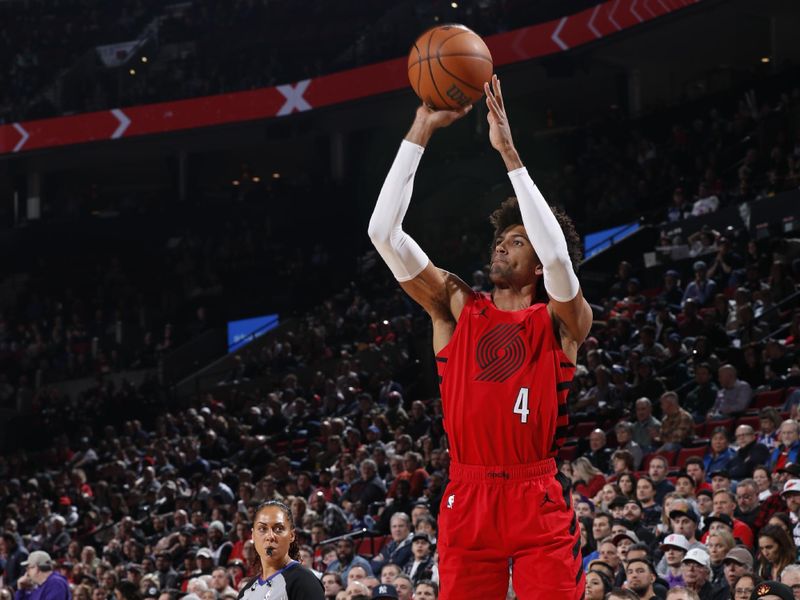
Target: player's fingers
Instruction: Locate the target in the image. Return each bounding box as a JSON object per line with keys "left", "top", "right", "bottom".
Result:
{"left": 493, "top": 75, "right": 505, "bottom": 111}
{"left": 485, "top": 87, "right": 501, "bottom": 115}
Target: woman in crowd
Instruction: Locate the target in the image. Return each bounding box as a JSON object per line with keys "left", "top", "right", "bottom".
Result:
{"left": 617, "top": 473, "right": 637, "bottom": 500}
{"left": 756, "top": 524, "right": 796, "bottom": 581}
{"left": 584, "top": 570, "right": 612, "bottom": 600}
{"left": 572, "top": 457, "right": 607, "bottom": 498}
{"left": 705, "top": 529, "right": 735, "bottom": 585}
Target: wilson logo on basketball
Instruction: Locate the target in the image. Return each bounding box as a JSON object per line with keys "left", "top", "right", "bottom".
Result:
{"left": 474, "top": 323, "right": 526, "bottom": 382}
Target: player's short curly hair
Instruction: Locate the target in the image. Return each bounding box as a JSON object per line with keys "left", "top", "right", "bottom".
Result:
{"left": 489, "top": 196, "right": 582, "bottom": 273}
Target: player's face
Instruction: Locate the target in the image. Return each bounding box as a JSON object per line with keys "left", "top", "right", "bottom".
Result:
{"left": 490, "top": 225, "right": 541, "bottom": 286}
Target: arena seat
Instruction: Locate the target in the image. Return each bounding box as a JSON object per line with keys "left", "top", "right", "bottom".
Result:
{"left": 573, "top": 421, "right": 597, "bottom": 439}
{"left": 753, "top": 389, "right": 786, "bottom": 409}
{"left": 558, "top": 444, "right": 579, "bottom": 462}
{"left": 675, "top": 446, "right": 706, "bottom": 467}
{"left": 702, "top": 419, "right": 734, "bottom": 436}
{"left": 735, "top": 415, "right": 761, "bottom": 430}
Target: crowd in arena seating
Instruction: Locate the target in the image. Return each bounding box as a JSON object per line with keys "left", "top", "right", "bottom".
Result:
{"left": 2, "top": 6, "right": 800, "bottom": 597}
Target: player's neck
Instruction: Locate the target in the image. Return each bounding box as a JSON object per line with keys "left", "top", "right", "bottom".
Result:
{"left": 491, "top": 286, "right": 535, "bottom": 311}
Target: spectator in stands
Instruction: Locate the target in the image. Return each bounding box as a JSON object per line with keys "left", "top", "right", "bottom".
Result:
{"left": 768, "top": 420, "right": 800, "bottom": 472}
{"left": 779, "top": 564, "right": 800, "bottom": 599}
{"left": 729, "top": 426, "right": 771, "bottom": 480}
{"left": 759, "top": 408, "right": 783, "bottom": 451}
{"left": 684, "top": 363, "right": 719, "bottom": 421}
{"left": 704, "top": 428, "right": 736, "bottom": 476}
{"left": 572, "top": 457, "right": 607, "bottom": 498}
{"left": 585, "top": 429, "right": 613, "bottom": 474}
{"left": 321, "top": 572, "right": 343, "bottom": 599}
{"left": 343, "top": 460, "right": 386, "bottom": 509}
{"left": 734, "top": 479, "right": 761, "bottom": 529}
{"left": 756, "top": 525, "right": 796, "bottom": 581}
{"left": 632, "top": 398, "right": 661, "bottom": 453}
{"left": 709, "top": 365, "right": 753, "bottom": 418}
{"left": 721, "top": 547, "right": 753, "bottom": 593}
{"left": 370, "top": 514, "right": 412, "bottom": 573}
{"left": 311, "top": 492, "right": 350, "bottom": 537}
{"left": 623, "top": 557, "right": 658, "bottom": 599}
{"left": 402, "top": 534, "right": 435, "bottom": 585}
{"left": 631, "top": 359, "right": 667, "bottom": 406}
{"left": 659, "top": 271, "right": 685, "bottom": 309}
{"left": 682, "top": 262, "right": 718, "bottom": 308}
{"left": 14, "top": 551, "right": 70, "bottom": 600}
{"left": 658, "top": 533, "right": 689, "bottom": 586}
{"left": 413, "top": 580, "right": 437, "bottom": 600}
{"left": 386, "top": 453, "right": 428, "bottom": 501}
{"left": 1, "top": 533, "right": 28, "bottom": 589}
{"left": 710, "top": 491, "right": 754, "bottom": 548}
{"left": 679, "top": 549, "right": 715, "bottom": 599}
{"left": 325, "top": 538, "right": 372, "bottom": 582}
{"left": 656, "top": 392, "right": 695, "bottom": 451}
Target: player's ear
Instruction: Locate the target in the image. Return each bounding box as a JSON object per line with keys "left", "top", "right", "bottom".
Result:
{"left": 534, "top": 263, "right": 544, "bottom": 276}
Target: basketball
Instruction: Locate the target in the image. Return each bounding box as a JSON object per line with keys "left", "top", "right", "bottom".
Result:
{"left": 408, "top": 24, "right": 493, "bottom": 111}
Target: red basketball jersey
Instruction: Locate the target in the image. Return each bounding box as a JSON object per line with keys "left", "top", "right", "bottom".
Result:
{"left": 436, "top": 292, "right": 575, "bottom": 465}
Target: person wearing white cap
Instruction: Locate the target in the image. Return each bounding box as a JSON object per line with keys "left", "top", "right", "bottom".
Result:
{"left": 14, "top": 551, "right": 71, "bottom": 600}
{"left": 680, "top": 549, "right": 715, "bottom": 599}
{"left": 780, "top": 478, "right": 800, "bottom": 550}
{"left": 657, "top": 533, "right": 689, "bottom": 588}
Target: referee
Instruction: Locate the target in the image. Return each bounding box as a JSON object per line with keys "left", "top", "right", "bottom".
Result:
{"left": 237, "top": 501, "right": 324, "bottom": 600}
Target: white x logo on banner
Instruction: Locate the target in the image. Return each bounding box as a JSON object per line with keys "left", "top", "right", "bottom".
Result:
{"left": 276, "top": 79, "right": 312, "bottom": 116}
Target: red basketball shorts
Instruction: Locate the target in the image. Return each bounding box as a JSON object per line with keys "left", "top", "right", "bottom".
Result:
{"left": 437, "top": 458, "right": 585, "bottom": 600}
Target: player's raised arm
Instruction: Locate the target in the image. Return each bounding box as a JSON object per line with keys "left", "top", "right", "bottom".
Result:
{"left": 484, "top": 75, "right": 592, "bottom": 348}
{"left": 368, "top": 104, "right": 473, "bottom": 318}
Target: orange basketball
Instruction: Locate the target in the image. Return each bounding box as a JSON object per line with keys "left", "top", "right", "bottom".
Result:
{"left": 408, "top": 24, "right": 493, "bottom": 111}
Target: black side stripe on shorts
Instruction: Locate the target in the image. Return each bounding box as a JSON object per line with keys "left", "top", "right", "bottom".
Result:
{"left": 556, "top": 381, "right": 572, "bottom": 391}
{"left": 569, "top": 512, "right": 577, "bottom": 536}
{"left": 575, "top": 562, "right": 583, "bottom": 584}
{"left": 555, "top": 472, "right": 571, "bottom": 508}
{"left": 560, "top": 361, "right": 574, "bottom": 368}
{"left": 572, "top": 536, "right": 581, "bottom": 559}
{"left": 437, "top": 375, "right": 442, "bottom": 384}
{"left": 557, "top": 403, "right": 569, "bottom": 416}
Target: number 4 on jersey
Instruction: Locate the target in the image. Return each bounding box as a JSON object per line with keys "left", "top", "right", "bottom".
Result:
{"left": 513, "top": 387, "right": 530, "bottom": 424}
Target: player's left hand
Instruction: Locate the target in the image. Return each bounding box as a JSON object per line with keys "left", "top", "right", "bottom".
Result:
{"left": 485, "top": 75, "right": 515, "bottom": 153}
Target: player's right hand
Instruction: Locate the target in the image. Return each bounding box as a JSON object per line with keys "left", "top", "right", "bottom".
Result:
{"left": 415, "top": 103, "right": 472, "bottom": 130}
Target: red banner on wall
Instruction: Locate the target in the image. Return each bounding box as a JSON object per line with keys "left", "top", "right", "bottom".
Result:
{"left": 0, "top": 0, "right": 701, "bottom": 156}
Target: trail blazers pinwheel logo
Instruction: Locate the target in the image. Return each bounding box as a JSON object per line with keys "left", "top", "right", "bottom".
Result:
{"left": 475, "top": 323, "right": 527, "bottom": 382}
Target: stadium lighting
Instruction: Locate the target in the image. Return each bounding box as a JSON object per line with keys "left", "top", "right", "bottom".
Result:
{"left": 129, "top": 68, "right": 136, "bottom": 76}
{"left": 252, "top": 176, "right": 261, "bottom": 183}
{"left": 232, "top": 180, "right": 240, "bottom": 186}
{"left": 761, "top": 57, "right": 770, "bottom": 63}
{"left": 451, "top": 2, "right": 458, "bottom": 7}
{"left": 141, "top": 56, "right": 148, "bottom": 63}
{"left": 272, "top": 172, "right": 281, "bottom": 179}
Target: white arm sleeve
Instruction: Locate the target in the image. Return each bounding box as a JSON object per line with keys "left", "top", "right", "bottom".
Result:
{"left": 508, "top": 167, "right": 580, "bottom": 302}
{"left": 368, "top": 140, "right": 430, "bottom": 282}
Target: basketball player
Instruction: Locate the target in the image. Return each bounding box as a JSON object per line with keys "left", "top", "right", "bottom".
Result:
{"left": 368, "top": 75, "right": 590, "bottom": 599}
